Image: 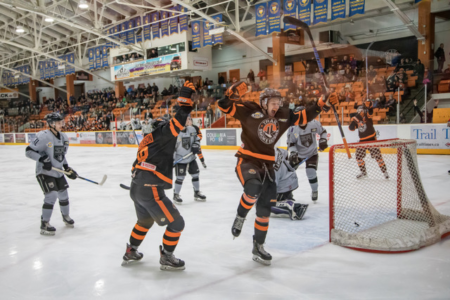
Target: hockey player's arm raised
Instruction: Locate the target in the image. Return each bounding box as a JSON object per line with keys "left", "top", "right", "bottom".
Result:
{"left": 217, "top": 81, "right": 251, "bottom": 120}
{"left": 289, "top": 93, "right": 338, "bottom": 126}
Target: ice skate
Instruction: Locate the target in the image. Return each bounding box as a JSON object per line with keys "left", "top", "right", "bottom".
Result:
{"left": 201, "top": 161, "right": 207, "bottom": 168}
{"left": 40, "top": 220, "right": 56, "bottom": 236}
{"left": 231, "top": 214, "right": 246, "bottom": 238}
{"left": 159, "top": 245, "right": 185, "bottom": 271}
{"left": 383, "top": 171, "right": 390, "bottom": 179}
{"left": 62, "top": 214, "right": 75, "bottom": 228}
{"left": 194, "top": 190, "right": 206, "bottom": 202}
{"left": 293, "top": 203, "right": 309, "bottom": 220}
{"left": 122, "top": 243, "right": 143, "bottom": 266}
{"left": 173, "top": 193, "right": 183, "bottom": 205}
{"left": 252, "top": 239, "right": 272, "bottom": 266}
{"left": 311, "top": 191, "right": 318, "bottom": 202}
{"left": 356, "top": 172, "right": 367, "bottom": 179}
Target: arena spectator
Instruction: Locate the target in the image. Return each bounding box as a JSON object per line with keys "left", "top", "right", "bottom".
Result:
{"left": 434, "top": 43, "right": 445, "bottom": 73}
{"left": 257, "top": 69, "right": 266, "bottom": 81}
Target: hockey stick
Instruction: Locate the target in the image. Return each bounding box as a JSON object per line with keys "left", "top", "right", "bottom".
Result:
{"left": 120, "top": 183, "right": 130, "bottom": 190}
{"left": 283, "top": 16, "right": 351, "bottom": 159}
{"left": 52, "top": 167, "right": 107, "bottom": 186}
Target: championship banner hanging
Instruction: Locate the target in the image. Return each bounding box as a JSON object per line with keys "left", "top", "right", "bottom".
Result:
{"left": 314, "top": 0, "right": 328, "bottom": 24}
{"left": 299, "top": 0, "right": 312, "bottom": 26}
{"left": 151, "top": 12, "right": 160, "bottom": 39}
{"left": 212, "top": 14, "right": 223, "bottom": 45}
{"left": 283, "top": 0, "right": 297, "bottom": 31}
{"left": 88, "top": 49, "right": 94, "bottom": 70}
{"left": 102, "top": 46, "right": 109, "bottom": 68}
{"left": 114, "top": 25, "right": 121, "bottom": 48}
{"left": 331, "top": 0, "right": 346, "bottom": 20}
{"left": 161, "top": 11, "right": 169, "bottom": 37}
{"left": 178, "top": 5, "right": 188, "bottom": 32}
{"left": 349, "top": 0, "right": 365, "bottom": 17}
{"left": 121, "top": 22, "right": 128, "bottom": 45}
{"left": 169, "top": 6, "right": 179, "bottom": 35}
{"left": 50, "top": 61, "right": 55, "bottom": 79}
{"left": 95, "top": 47, "right": 101, "bottom": 69}
{"left": 135, "top": 16, "right": 142, "bottom": 43}
{"left": 67, "top": 53, "right": 75, "bottom": 75}
{"left": 203, "top": 19, "right": 212, "bottom": 47}
{"left": 255, "top": 3, "right": 267, "bottom": 37}
{"left": 143, "top": 15, "right": 151, "bottom": 41}
{"left": 127, "top": 19, "right": 135, "bottom": 45}
{"left": 268, "top": 0, "right": 281, "bottom": 34}
{"left": 191, "top": 20, "right": 201, "bottom": 49}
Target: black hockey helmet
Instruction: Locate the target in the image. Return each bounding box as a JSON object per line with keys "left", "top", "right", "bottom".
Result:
{"left": 259, "top": 88, "right": 282, "bottom": 109}
{"left": 45, "top": 112, "right": 64, "bottom": 129}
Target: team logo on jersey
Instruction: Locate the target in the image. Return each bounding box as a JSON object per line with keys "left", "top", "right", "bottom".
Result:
{"left": 278, "top": 118, "right": 287, "bottom": 122}
{"left": 47, "top": 142, "right": 53, "bottom": 148}
{"left": 182, "top": 137, "right": 191, "bottom": 150}
{"left": 311, "top": 128, "right": 317, "bottom": 132}
{"left": 300, "top": 133, "right": 313, "bottom": 148}
{"left": 258, "top": 118, "right": 279, "bottom": 144}
{"left": 248, "top": 169, "right": 256, "bottom": 174}
{"left": 251, "top": 112, "right": 264, "bottom": 119}
{"left": 357, "top": 121, "right": 367, "bottom": 133}
{"left": 53, "top": 145, "right": 65, "bottom": 163}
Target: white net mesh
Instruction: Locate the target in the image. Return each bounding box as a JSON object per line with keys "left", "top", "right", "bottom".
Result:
{"left": 330, "top": 139, "right": 450, "bottom": 252}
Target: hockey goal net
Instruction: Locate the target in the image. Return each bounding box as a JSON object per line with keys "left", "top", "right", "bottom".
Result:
{"left": 329, "top": 139, "right": 450, "bottom": 253}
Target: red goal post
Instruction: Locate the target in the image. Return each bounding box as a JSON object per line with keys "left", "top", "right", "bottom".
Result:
{"left": 329, "top": 138, "right": 450, "bottom": 253}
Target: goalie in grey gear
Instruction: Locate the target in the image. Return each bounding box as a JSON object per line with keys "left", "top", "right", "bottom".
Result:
{"left": 173, "top": 116, "right": 206, "bottom": 204}
{"left": 287, "top": 112, "right": 328, "bottom": 202}
{"left": 271, "top": 148, "right": 308, "bottom": 220}
{"left": 25, "top": 112, "right": 78, "bottom": 236}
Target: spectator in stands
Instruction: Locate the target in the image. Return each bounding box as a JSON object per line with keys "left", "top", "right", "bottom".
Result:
{"left": 144, "top": 109, "right": 153, "bottom": 120}
{"left": 349, "top": 55, "right": 357, "bottom": 70}
{"left": 385, "top": 94, "right": 396, "bottom": 113}
{"left": 247, "top": 69, "right": 255, "bottom": 83}
{"left": 149, "top": 48, "right": 158, "bottom": 58}
{"left": 423, "top": 67, "right": 433, "bottom": 90}
{"left": 198, "top": 97, "right": 208, "bottom": 111}
{"left": 259, "top": 77, "right": 269, "bottom": 90}
{"left": 367, "top": 65, "right": 377, "bottom": 81}
{"left": 152, "top": 83, "right": 159, "bottom": 101}
{"left": 206, "top": 105, "right": 214, "bottom": 125}
{"left": 340, "top": 55, "right": 350, "bottom": 69}
{"left": 434, "top": 43, "right": 445, "bottom": 73}
{"left": 161, "top": 87, "right": 170, "bottom": 96}
{"left": 344, "top": 67, "right": 356, "bottom": 82}
{"left": 398, "top": 82, "right": 410, "bottom": 98}
{"left": 386, "top": 71, "right": 399, "bottom": 91}
{"left": 257, "top": 69, "right": 266, "bottom": 81}
{"left": 289, "top": 98, "right": 295, "bottom": 110}
{"left": 399, "top": 113, "right": 406, "bottom": 124}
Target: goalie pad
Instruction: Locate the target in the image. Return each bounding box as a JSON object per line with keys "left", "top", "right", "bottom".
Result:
{"left": 270, "top": 200, "right": 308, "bottom": 220}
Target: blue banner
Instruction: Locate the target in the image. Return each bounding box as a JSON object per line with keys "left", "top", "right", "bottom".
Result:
{"left": 127, "top": 19, "right": 135, "bottom": 44}
{"left": 39, "top": 62, "right": 43, "bottom": 80}
{"left": 151, "top": 12, "right": 160, "bottom": 39}
{"left": 178, "top": 5, "right": 188, "bottom": 32}
{"left": 255, "top": 3, "right": 267, "bottom": 36}
{"left": 88, "top": 49, "right": 94, "bottom": 70}
{"left": 169, "top": 6, "right": 179, "bottom": 35}
{"left": 56, "top": 55, "right": 63, "bottom": 76}
{"left": 102, "top": 46, "right": 109, "bottom": 68}
{"left": 331, "top": 0, "right": 346, "bottom": 20}
{"left": 161, "top": 11, "right": 169, "bottom": 37}
{"left": 44, "top": 61, "right": 49, "bottom": 80}
{"left": 299, "top": 0, "right": 312, "bottom": 26}
{"left": 212, "top": 14, "right": 223, "bottom": 45}
{"left": 143, "top": 15, "right": 151, "bottom": 41}
{"left": 113, "top": 25, "right": 121, "bottom": 48}
{"left": 120, "top": 22, "right": 127, "bottom": 45}
{"left": 284, "top": 0, "right": 297, "bottom": 31}
{"left": 349, "top": 0, "right": 364, "bottom": 17}
{"left": 191, "top": 20, "right": 201, "bottom": 49}
{"left": 95, "top": 47, "right": 102, "bottom": 69}
{"left": 203, "top": 19, "right": 212, "bottom": 47}
{"left": 314, "top": 0, "right": 328, "bottom": 24}
{"left": 49, "top": 61, "right": 55, "bottom": 79}
{"left": 268, "top": 0, "right": 281, "bottom": 34}
{"left": 135, "top": 16, "right": 142, "bottom": 43}
{"left": 415, "top": 0, "right": 422, "bottom": 3}
{"left": 69, "top": 53, "right": 76, "bottom": 75}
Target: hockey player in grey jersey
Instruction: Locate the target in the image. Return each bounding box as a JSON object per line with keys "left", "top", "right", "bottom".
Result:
{"left": 173, "top": 116, "right": 206, "bottom": 204}
{"left": 287, "top": 115, "right": 328, "bottom": 202}
{"left": 271, "top": 148, "right": 308, "bottom": 220}
{"left": 25, "top": 113, "right": 78, "bottom": 235}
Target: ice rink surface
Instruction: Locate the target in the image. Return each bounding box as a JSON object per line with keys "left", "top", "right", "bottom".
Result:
{"left": 0, "top": 145, "right": 449, "bottom": 300}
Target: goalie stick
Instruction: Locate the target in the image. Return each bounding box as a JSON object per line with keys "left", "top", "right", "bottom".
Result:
{"left": 120, "top": 152, "right": 194, "bottom": 190}
{"left": 52, "top": 167, "right": 107, "bottom": 186}
{"left": 283, "top": 16, "right": 351, "bottom": 159}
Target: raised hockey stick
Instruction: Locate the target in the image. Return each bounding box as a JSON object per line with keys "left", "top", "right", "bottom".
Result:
{"left": 283, "top": 16, "right": 351, "bottom": 159}
{"left": 52, "top": 167, "right": 107, "bottom": 186}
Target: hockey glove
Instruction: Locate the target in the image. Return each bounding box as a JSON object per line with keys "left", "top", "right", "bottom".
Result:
{"left": 63, "top": 165, "right": 78, "bottom": 180}
{"left": 192, "top": 143, "right": 201, "bottom": 155}
{"left": 178, "top": 81, "right": 196, "bottom": 106}
{"left": 225, "top": 81, "right": 248, "bottom": 101}
{"left": 288, "top": 152, "right": 300, "bottom": 167}
{"left": 319, "top": 138, "right": 328, "bottom": 151}
{"left": 39, "top": 155, "right": 52, "bottom": 171}
{"left": 328, "top": 92, "right": 339, "bottom": 106}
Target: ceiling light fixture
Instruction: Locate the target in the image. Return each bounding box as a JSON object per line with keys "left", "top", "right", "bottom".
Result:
{"left": 44, "top": 16, "right": 54, "bottom": 22}
{"left": 78, "top": 0, "right": 89, "bottom": 9}
{"left": 16, "top": 26, "right": 25, "bottom": 33}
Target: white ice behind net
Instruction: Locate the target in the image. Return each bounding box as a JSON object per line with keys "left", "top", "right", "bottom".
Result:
{"left": 330, "top": 139, "right": 450, "bottom": 252}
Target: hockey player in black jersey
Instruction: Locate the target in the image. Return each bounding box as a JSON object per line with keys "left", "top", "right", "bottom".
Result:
{"left": 121, "top": 81, "right": 196, "bottom": 271}
{"left": 218, "top": 81, "right": 337, "bottom": 265}
{"left": 349, "top": 101, "right": 389, "bottom": 179}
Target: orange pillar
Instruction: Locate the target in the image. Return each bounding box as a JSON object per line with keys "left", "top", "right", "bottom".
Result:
{"left": 28, "top": 80, "right": 37, "bottom": 103}
{"left": 272, "top": 32, "right": 286, "bottom": 89}
{"left": 417, "top": 0, "right": 434, "bottom": 69}
{"left": 66, "top": 74, "right": 75, "bottom": 106}
{"left": 115, "top": 81, "right": 125, "bottom": 99}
